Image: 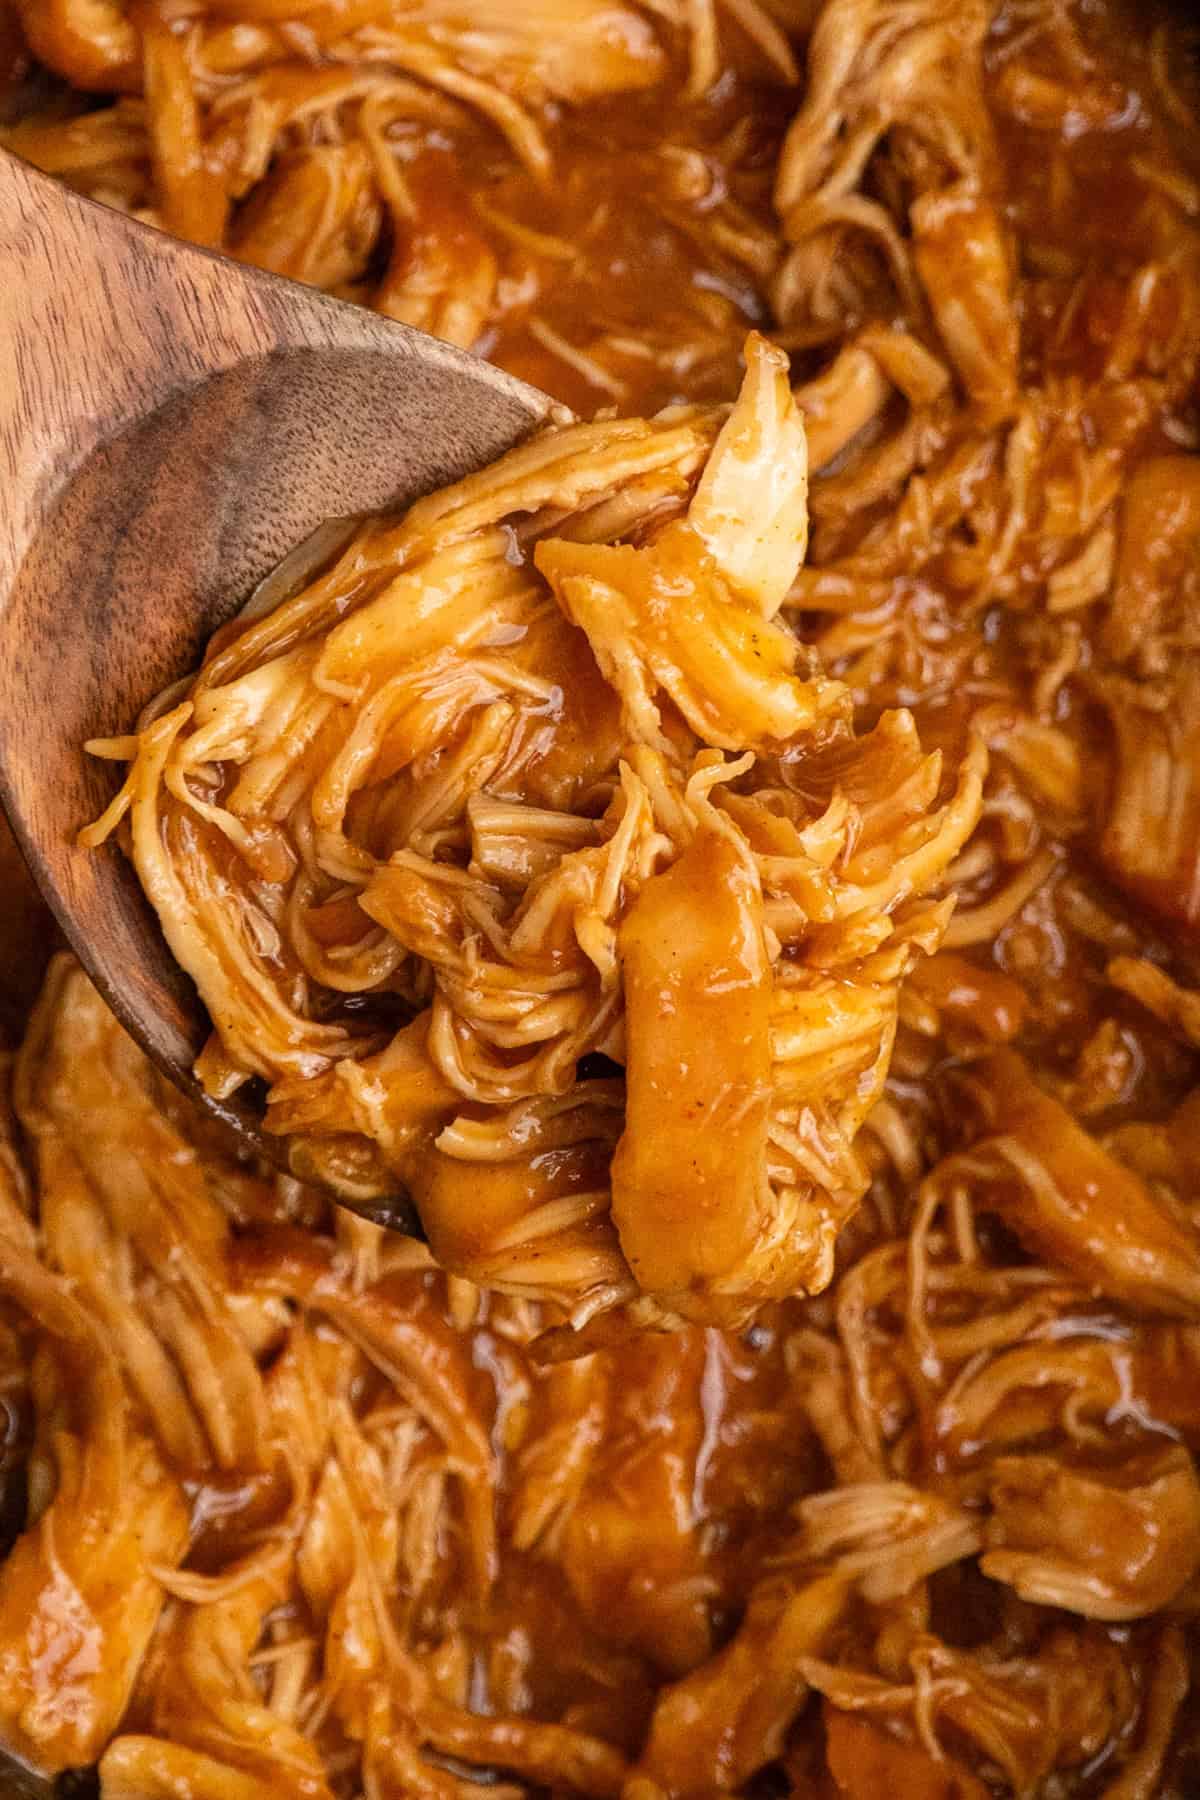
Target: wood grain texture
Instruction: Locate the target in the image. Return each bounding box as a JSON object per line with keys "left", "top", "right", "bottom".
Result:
{"left": 0, "top": 149, "right": 555, "bottom": 1226}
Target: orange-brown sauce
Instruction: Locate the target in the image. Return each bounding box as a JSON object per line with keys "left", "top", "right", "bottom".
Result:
{"left": 3, "top": 0, "right": 1200, "bottom": 1794}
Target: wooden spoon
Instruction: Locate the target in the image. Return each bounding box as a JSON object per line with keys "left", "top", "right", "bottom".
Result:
{"left": 0, "top": 149, "right": 556, "bottom": 1232}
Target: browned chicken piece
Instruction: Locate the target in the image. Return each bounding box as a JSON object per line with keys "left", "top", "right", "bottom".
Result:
{"left": 982, "top": 1447, "right": 1200, "bottom": 1620}
{"left": 101, "top": 1743, "right": 320, "bottom": 1800}
{"left": 911, "top": 190, "right": 1017, "bottom": 412}
{"left": 1103, "top": 456, "right": 1200, "bottom": 671}
{"left": 555, "top": 1338, "right": 713, "bottom": 1676}
{"left": 99, "top": 1325, "right": 343, "bottom": 1800}
{"left": 0, "top": 1235, "right": 187, "bottom": 1774}
{"left": 1108, "top": 955, "right": 1200, "bottom": 1050}
{"left": 823, "top": 1708, "right": 991, "bottom": 1800}
{"left": 1093, "top": 456, "right": 1200, "bottom": 935}
{"left": 407, "top": 1115, "right": 626, "bottom": 1306}
{"left": 1096, "top": 657, "right": 1200, "bottom": 937}
{"left": 232, "top": 1228, "right": 500, "bottom": 1596}
{"left": 805, "top": 1626, "right": 1142, "bottom": 1795}
{"left": 964, "top": 1049, "right": 1200, "bottom": 1318}
{"left": 230, "top": 146, "right": 382, "bottom": 290}
{"left": 14, "top": 0, "right": 138, "bottom": 90}
{"left": 536, "top": 524, "right": 837, "bottom": 752}
{"left": 18, "top": 960, "right": 272, "bottom": 1474}
{"left": 611, "top": 822, "right": 773, "bottom": 1322}
{"left": 374, "top": 182, "right": 499, "bottom": 349}
{"left": 905, "top": 951, "right": 1028, "bottom": 1043}
{"left": 101, "top": 1546, "right": 333, "bottom": 1800}
{"left": 772, "top": 0, "right": 998, "bottom": 342}
{"left": 624, "top": 1573, "right": 849, "bottom": 1799}
{"left": 935, "top": 1327, "right": 1200, "bottom": 1463}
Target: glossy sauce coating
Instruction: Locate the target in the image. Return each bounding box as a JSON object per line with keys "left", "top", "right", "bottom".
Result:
{"left": 2, "top": 1, "right": 1200, "bottom": 1796}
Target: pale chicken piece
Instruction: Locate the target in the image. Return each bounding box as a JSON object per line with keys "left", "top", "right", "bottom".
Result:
{"left": 611, "top": 822, "right": 776, "bottom": 1325}
{"left": 364, "top": 0, "right": 669, "bottom": 108}
{"left": 982, "top": 1447, "right": 1200, "bottom": 1621}
{"left": 687, "top": 334, "right": 809, "bottom": 618}
{"left": 537, "top": 338, "right": 842, "bottom": 754}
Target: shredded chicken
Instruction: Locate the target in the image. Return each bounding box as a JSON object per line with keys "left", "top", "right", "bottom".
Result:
{"left": 2, "top": 0, "right": 1200, "bottom": 1794}
{"left": 2, "top": 0, "right": 797, "bottom": 410}
{"left": 982, "top": 1448, "right": 1200, "bottom": 1620}
{"left": 87, "top": 334, "right": 978, "bottom": 1328}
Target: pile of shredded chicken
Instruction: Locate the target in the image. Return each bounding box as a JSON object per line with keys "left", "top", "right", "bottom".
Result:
{"left": 2, "top": 0, "right": 1200, "bottom": 1794}
{"left": 83, "top": 330, "right": 983, "bottom": 1327}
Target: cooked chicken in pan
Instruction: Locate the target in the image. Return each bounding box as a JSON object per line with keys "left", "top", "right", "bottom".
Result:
{"left": 2, "top": 0, "right": 1200, "bottom": 1793}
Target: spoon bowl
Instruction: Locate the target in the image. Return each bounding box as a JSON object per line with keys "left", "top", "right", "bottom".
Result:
{"left": 0, "top": 150, "right": 555, "bottom": 1226}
